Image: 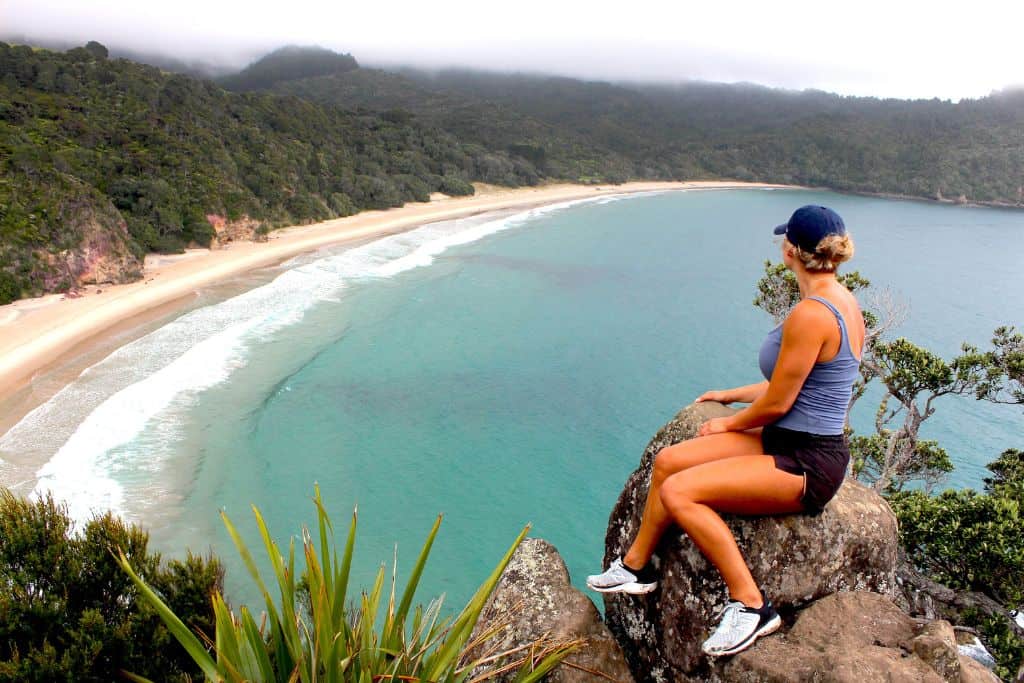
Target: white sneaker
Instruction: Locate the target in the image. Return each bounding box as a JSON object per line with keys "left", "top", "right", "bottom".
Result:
{"left": 702, "top": 600, "right": 781, "bottom": 657}
{"left": 585, "top": 557, "right": 657, "bottom": 594}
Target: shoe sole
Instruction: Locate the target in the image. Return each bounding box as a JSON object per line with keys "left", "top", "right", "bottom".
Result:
{"left": 586, "top": 581, "right": 658, "bottom": 595}
{"left": 703, "top": 614, "right": 782, "bottom": 657}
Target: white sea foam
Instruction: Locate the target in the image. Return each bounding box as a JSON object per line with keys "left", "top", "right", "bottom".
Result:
{"left": 3, "top": 194, "right": 628, "bottom": 524}
{"left": 958, "top": 637, "right": 997, "bottom": 669}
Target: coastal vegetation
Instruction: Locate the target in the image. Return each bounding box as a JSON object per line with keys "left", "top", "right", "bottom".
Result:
{"left": 0, "top": 491, "right": 222, "bottom": 682}
{"left": 219, "top": 45, "right": 359, "bottom": 93}
{"left": 0, "top": 487, "right": 573, "bottom": 682}
{"left": 118, "top": 488, "right": 574, "bottom": 682}
{"left": 0, "top": 42, "right": 509, "bottom": 302}
{"left": 891, "top": 450, "right": 1024, "bottom": 679}
{"left": 2, "top": 41, "right": 1023, "bottom": 302}
{"left": 277, "top": 61, "right": 1024, "bottom": 203}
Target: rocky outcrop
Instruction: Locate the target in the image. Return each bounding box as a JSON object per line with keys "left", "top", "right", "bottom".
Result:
{"left": 481, "top": 403, "right": 1004, "bottom": 681}
{"left": 205, "top": 213, "right": 267, "bottom": 246}
{"left": 720, "top": 592, "right": 1000, "bottom": 682}
{"left": 40, "top": 188, "right": 142, "bottom": 291}
{"left": 471, "top": 538, "right": 634, "bottom": 683}
{"left": 602, "top": 402, "right": 899, "bottom": 681}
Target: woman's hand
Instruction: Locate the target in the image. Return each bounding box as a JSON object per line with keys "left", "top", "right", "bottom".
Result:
{"left": 696, "top": 390, "right": 732, "bottom": 404}
{"left": 697, "top": 417, "right": 732, "bottom": 437}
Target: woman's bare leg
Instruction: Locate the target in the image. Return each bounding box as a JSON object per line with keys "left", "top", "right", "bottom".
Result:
{"left": 659, "top": 455, "right": 804, "bottom": 606}
{"left": 622, "top": 430, "right": 764, "bottom": 570}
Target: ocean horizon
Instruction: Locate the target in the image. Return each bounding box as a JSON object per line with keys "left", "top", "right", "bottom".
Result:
{"left": 2, "top": 187, "right": 1022, "bottom": 608}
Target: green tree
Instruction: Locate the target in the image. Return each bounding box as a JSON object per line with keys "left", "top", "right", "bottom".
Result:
{"left": 852, "top": 337, "right": 999, "bottom": 493}
{"left": 439, "top": 175, "right": 475, "bottom": 196}
{"left": 0, "top": 491, "right": 222, "bottom": 682}
{"left": 0, "top": 272, "right": 19, "bottom": 305}
{"left": 890, "top": 449, "right": 1024, "bottom": 679}
{"left": 0, "top": 43, "right": 529, "bottom": 299}
{"left": 83, "top": 41, "right": 108, "bottom": 60}
{"left": 891, "top": 449, "right": 1023, "bottom": 605}
{"left": 975, "top": 326, "right": 1024, "bottom": 405}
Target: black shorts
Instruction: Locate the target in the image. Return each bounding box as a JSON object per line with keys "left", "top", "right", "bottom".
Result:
{"left": 762, "top": 424, "right": 849, "bottom": 514}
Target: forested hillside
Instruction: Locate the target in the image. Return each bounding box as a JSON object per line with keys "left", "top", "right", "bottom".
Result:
{"left": 465, "top": 73, "right": 1024, "bottom": 201}
{"left": 0, "top": 43, "right": 535, "bottom": 302}
{"left": 277, "top": 63, "right": 1024, "bottom": 203}
{"left": 273, "top": 68, "right": 637, "bottom": 182}
{"left": 219, "top": 45, "right": 359, "bottom": 92}
{"left": 2, "top": 42, "right": 1022, "bottom": 303}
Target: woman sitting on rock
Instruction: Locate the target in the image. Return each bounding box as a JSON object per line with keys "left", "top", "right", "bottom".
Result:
{"left": 587, "top": 205, "right": 863, "bottom": 657}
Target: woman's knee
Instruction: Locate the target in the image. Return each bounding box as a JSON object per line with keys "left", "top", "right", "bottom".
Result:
{"left": 652, "top": 441, "right": 696, "bottom": 483}
{"left": 659, "top": 473, "right": 699, "bottom": 516}
{"left": 652, "top": 448, "right": 674, "bottom": 484}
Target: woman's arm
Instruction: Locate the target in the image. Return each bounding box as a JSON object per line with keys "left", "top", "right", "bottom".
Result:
{"left": 695, "top": 381, "right": 769, "bottom": 405}
{"left": 698, "top": 302, "right": 832, "bottom": 436}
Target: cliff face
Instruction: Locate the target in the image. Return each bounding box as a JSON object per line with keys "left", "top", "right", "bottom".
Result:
{"left": 4, "top": 176, "right": 144, "bottom": 298}
{"left": 41, "top": 191, "right": 143, "bottom": 290}
{"left": 205, "top": 214, "right": 266, "bottom": 247}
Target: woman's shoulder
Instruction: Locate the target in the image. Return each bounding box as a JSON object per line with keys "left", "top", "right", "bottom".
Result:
{"left": 797, "top": 290, "right": 862, "bottom": 323}
{"left": 786, "top": 292, "right": 865, "bottom": 356}
{"left": 784, "top": 293, "right": 863, "bottom": 334}
{"left": 787, "top": 298, "right": 839, "bottom": 324}
{"left": 781, "top": 300, "right": 837, "bottom": 342}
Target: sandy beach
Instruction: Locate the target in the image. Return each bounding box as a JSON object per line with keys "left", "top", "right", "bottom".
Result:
{"left": 0, "top": 181, "right": 791, "bottom": 411}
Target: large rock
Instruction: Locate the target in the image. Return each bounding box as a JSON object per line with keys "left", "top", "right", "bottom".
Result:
{"left": 206, "top": 213, "right": 266, "bottom": 246}
{"left": 720, "top": 592, "right": 1000, "bottom": 682}
{"left": 39, "top": 184, "right": 142, "bottom": 291}
{"left": 602, "top": 402, "right": 899, "bottom": 681}
{"left": 471, "top": 538, "right": 634, "bottom": 683}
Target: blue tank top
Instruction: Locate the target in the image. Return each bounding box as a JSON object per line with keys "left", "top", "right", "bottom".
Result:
{"left": 757, "top": 296, "right": 860, "bottom": 435}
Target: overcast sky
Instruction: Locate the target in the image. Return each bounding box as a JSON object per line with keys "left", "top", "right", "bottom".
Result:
{"left": 4, "top": 0, "right": 1022, "bottom": 100}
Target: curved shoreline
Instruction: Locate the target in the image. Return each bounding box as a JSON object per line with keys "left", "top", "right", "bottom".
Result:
{"left": 0, "top": 181, "right": 795, "bottom": 407}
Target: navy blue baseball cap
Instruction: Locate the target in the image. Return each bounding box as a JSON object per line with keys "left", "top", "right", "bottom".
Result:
{"left": 773, "top": 205, "right": 846, "bottom": 253}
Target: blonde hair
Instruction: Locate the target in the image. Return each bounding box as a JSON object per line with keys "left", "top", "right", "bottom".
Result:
{"left": 791, "top": 233, "right": 855, "bottom": 273}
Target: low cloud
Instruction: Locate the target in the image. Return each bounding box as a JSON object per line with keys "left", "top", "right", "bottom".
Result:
{"left": 3, "top": 0, "right": 1021, "bottom": 100}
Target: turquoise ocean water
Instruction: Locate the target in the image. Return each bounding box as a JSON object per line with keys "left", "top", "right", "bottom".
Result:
{"left": 2, "top": 189, "right": 1022, "bottom": 609}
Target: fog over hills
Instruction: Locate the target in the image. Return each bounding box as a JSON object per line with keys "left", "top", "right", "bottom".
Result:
{"left": 6, "top": 0, "right": 1024, "bottom": 100}
{"left": 4, "top": 26, "right": 1019, "bottom": 102}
